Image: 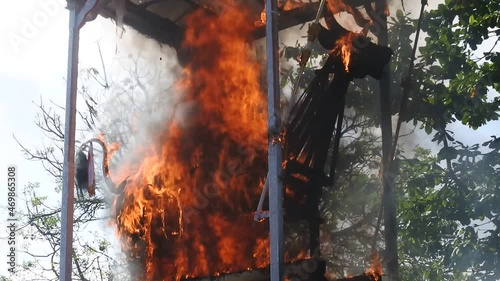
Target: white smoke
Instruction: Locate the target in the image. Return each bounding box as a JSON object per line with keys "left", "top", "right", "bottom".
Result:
{"left": 75, "top": 15, "right": 188, "bottom": 280}
{"left": 79, "top": 14, "right": 184, "bottom": 167}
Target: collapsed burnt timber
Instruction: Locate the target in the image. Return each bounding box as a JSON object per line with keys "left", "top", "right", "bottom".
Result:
{"left": 282, "top": 13, "right": 393, "bottom": 256}
{"left": 182, "top": 258, "right": 327, "bottom": 281}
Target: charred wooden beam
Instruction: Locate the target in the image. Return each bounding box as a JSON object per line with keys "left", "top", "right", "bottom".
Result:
{"left": 98, "top": 1, "right": 184, "bottom": 49}
{"left": 181, "top": 258, "right": 326, "bottom": 281}
{"left": 317, "top": 18, "right": 393, "bottom": 80}
{"left": 79, "top": 0, "right": 320, "bottom": 48}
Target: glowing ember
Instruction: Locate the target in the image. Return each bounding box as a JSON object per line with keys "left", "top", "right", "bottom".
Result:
{"left": 112, "top": 7, "right": 275, "bottom": 281}
{"left": 260, "top": 8, "right": 266, "bottom": 24}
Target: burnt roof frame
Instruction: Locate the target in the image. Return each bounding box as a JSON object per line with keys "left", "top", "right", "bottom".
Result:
{"left": 75, "top": 0, "right": 322, "bottom": 50}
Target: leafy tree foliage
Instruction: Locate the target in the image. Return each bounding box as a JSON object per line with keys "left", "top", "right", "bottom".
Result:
{"left": 396, "top": 1, "right": 500, "bottom": 280}
{"left": 409, "top": 1, "right": 500, "bottom": 130}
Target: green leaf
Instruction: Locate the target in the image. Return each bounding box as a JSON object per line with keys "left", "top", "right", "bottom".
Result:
{"left": 488, "top": 138, "right": 500, "bottom": 150}
{"left": 437, "top": 146, "right": 458, "bottom": 161}
{"left": 425, "top": 124, "right": 433, "bottom": 134}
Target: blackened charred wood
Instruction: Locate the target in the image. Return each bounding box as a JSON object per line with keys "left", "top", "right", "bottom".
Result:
{"left": 284, "top": 201, "right": 320, "bottom": 222}
{"left": 287, "top": 85, "right": 333, "bottom": 161}
{"left": 317, "top": 17, "right": 393, "bottom": 80}
{"left": 308, "top": 72, "right": 349, "bottom": 169}
{"left": 329, "top": 93, "right": 345, "bottom": 187}
{"left": 96, "top": 0, "right": 184, "bottom": 49}
{"left": 287, "top": 75, "right": 329, "bottom": 155}
{"left": 284, "top": 175, "right": 323, "bottom": 198}
{"left": 181, "top": 258, "right": 326, "bottom": 281}
{"left": 283, "top": 70, "right": 348, "bottom": 244}
{"left": 75, "top": 151, "right": 89, "bottom": 196}
{"left": 285, "top": 176, "right": 311, "bottom": 192}
{"left": 285, "top": 160, "right": 316, "bottom": 179}
{"left": 285, "top": 68, "right": 350, "bottom": 172}
{"left": 286, "top": 57, "right": 335, "bottom": 136}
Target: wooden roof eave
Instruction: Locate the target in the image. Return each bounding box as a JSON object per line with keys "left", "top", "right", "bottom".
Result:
{"left": 79, "top": 0, "right": 321, "bottom": 50}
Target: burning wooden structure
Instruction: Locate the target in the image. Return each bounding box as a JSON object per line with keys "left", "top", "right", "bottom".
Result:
{"left": 72, "top": 0, "right": 391, "bottom": 280}
{"left": 283, "top": 5, "right": 393, "bottom": 259}
{"left": 76, "top": 0, "right": 324, "bottom": 53}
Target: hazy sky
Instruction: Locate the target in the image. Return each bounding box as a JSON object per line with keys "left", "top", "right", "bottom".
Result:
{"left": 0, "top": 0, "right": 499, "bottom": 279}
{"left": 0, "top": 1, "right": 122, "bottom": 277}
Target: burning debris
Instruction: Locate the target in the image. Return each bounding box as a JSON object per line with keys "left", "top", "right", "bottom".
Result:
{"left": 271, "top": 0, "right": 392, "bottom": 278}
{"left": 315, "top": 12, "right": 393, "bottom": 79}
{"left": 283, "top": 2, "right": 392, "bottom": 262}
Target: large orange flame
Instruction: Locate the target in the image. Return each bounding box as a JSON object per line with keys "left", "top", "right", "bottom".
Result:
{"left": 112, "top": 7, "right": 274, "bottom": 281}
